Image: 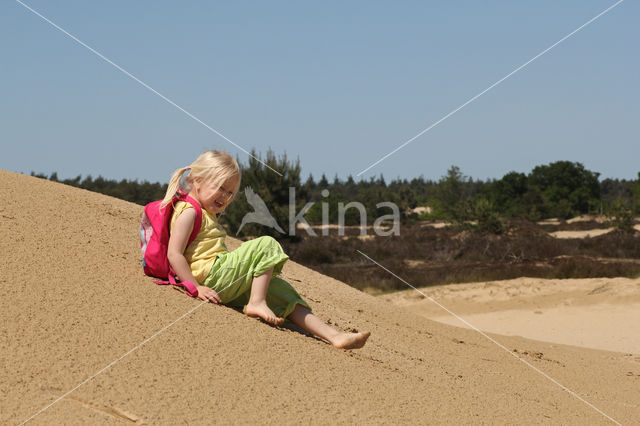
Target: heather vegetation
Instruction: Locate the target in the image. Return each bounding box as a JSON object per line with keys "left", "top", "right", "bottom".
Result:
{"left": 280, "top": 220, "right": 640, "bottom": 293}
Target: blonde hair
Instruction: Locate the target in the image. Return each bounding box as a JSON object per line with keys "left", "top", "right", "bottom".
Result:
{"left": 161, "top": 150, "right": 241, "bottom": 207}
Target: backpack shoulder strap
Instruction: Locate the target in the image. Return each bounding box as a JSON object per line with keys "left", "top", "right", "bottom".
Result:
{"left": 175, "top": 192, "right": 203, "bottom": 246}
{"left": 155, "top": 276, "right": 199, "bottom": 298}
{"left": 162, "top": 192, "right": 204, "bottom": 299}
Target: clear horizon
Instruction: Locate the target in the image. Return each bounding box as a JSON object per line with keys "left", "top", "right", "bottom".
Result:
{"left": 2, "top": 1, "right": 638, "bottom": 183}
{"left": 18, "top": 158, "right": 640, "bottom": 185}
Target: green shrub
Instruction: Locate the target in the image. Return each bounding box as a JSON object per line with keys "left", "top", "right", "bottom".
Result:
{"left": 607, "top": 199, "right": 634, "bottom": 232}
{"left": 474, "top": 199, "right": 505, "bottom": 234}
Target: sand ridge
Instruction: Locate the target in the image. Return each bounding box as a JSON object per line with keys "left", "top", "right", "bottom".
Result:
{"left": 1, "top": 170, "right": 639, "bottom": 424}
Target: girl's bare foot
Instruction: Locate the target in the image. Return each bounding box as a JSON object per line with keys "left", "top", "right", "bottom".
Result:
{"left": 330, "top": 331, "right": 371, "bottom": 349}
{"left": 244, "top": 302, "right": 284, "bottom": 326}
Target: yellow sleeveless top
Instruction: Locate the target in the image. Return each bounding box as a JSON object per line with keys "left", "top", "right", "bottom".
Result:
{"left": 170, "top": 200, "right": 228, "bottom": 284}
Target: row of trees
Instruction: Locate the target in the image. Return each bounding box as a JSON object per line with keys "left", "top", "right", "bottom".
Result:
{"left": 31, "top": 172, "right": 167, "bottom": 206}
{"left": 297, "top": 161, "right": 638, "bottom": 234}
{"left": 32, "top": 153, "right": 640, "bottom": 235}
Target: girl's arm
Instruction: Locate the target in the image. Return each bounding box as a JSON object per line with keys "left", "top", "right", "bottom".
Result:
{"left": 167, "top": 208, "right": 221, "bottom": 303}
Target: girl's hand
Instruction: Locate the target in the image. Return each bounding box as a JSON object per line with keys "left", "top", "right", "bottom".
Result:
{"left": 197, "top": 286, "right": 221, "bottom": 304}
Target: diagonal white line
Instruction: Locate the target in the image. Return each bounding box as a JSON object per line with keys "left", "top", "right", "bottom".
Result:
{"left": 19, "top": 300, "right": 208, "bottom": 425}
{"left": 356, "top": 249, "right": 621, "bottom": 425}
{"left": 14, "top": 0, "right": 283, "bottom": 177}
{"left": 356, "top": 0, "right": 625, "bottom": 177}
{"left": 20, "top": 272, "right": 251, "bottom": 425}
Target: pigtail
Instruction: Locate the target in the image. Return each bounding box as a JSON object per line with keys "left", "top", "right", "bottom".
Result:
{"left": 160, "top": 150, "right": 241, "bottom": 209}
{"left": 160, "top": 166, "right": 190, "bottom": 207}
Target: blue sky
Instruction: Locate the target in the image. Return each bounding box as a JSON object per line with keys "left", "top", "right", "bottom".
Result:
{"left": 1, "top": 1, "right": 638, "bottom": 184}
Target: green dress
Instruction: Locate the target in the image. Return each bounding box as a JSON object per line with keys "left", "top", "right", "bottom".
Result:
{"left": 203, "top": 236, "right": 310, "bottom": 319}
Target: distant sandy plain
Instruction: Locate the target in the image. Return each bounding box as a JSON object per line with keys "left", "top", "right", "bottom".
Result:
{"left": 1, "top": 170, "right": 639, "bottom": 424}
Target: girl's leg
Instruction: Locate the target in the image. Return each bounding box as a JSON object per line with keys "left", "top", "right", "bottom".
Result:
{"left": 244, "top": 267, "right": 284, "bottom": 325}
{"left": 288, "top": 305, "right": 370, "bottom": 350}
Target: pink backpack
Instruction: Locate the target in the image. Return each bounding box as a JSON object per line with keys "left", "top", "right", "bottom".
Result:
{"left": 140, "top": 192, "right": 203, "bottom": 298}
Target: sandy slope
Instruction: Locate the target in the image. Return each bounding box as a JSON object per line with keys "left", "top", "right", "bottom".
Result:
{"left": 1, "top": 170, "right": 639, "bottom": 425}
{"left": 384, "top": 278, "right": 640, "bottom": 354}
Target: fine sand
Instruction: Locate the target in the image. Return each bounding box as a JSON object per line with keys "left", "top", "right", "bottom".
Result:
{"left": 1, "top": 170, "right": 640, "bottom": 424}
{"left": 384, "top": 277, "right": 640, "bottom": 355}
{"left": 549, "top": 228, "right": 615, "bottom": 239}
{"left": 566, "top": 215, "right": 608, "bottom": 224}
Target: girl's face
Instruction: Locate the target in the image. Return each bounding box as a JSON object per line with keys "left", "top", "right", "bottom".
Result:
{"left": 192, "top": 175, "right": 239, "bottom": 214}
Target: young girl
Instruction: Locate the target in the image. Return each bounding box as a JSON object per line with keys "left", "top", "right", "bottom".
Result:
{"left": 165, "top": 150, "right": 370, "bottom": 350}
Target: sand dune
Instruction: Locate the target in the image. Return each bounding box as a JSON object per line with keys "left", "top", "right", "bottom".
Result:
{"left": 549, "top": 228, "right": 615, "bottom": 239}
{"left": 1, "top": 170, "right": 639, "bottom": 424}
{"left": 384, "top": 277, "right": 640, "bottom": 354}
{"left": 566, "top": 215, "right": 607, "bottom": 224}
